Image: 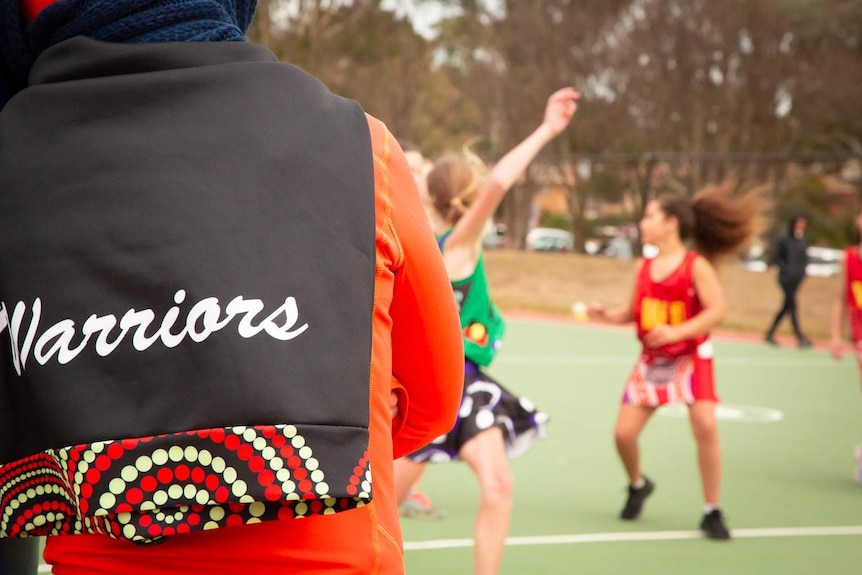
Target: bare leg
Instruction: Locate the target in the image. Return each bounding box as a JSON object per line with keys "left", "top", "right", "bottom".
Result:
{"left": 688, "top": 401, "right": 721, "bottom": 505}
{"left": 614, "top": 404, "right": 656, "bottom": 483}
{"left": 393, "top": 457, "right": 428, "bottom": 505}
{"left": 459, "top": 427, "right": 513, "bottom": 575}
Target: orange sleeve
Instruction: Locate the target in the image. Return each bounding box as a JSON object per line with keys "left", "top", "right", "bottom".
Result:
{"left": 43, "top": 118, "right": 465, "bottom": 575}
{"left": 367, "top": 117, "right": 463, "bottom": 459}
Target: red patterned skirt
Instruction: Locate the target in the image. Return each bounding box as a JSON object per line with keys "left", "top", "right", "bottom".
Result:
{"left": 623, "top": 341, "right": 718, "bottom": 407}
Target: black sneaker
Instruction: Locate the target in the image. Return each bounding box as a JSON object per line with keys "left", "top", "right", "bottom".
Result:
{"left": 700, "top": 509, "right": 731, "bottom": 540}
{"left": 620, "top": 477, "right": 655, "bottom": 520}
{"left": 798, "top": 337, "right": 812, "bottom": 349}
{"left": 764, "top": 334, "right": 778, "bottom": 346}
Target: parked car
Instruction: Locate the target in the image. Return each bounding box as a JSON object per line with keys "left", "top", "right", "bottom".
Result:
{"left": 740, "top": 242, "right": 768, "bottom": 272}
{"left": 526, "top": 227, "right": 574, "bottom": 252}
{"left": 482, "top": 222, "right": 507, "bottom": 249}
{"left": 805, "top": 246, "right": 842, "bottom": 277}
{"left": 584, "top": 226, "right": 616, "bottom": 256}
{"left": 585, "top": 225, "right": 636, "bottom": 260}
{"left": 740, "top": 244, "right": 842, "bottom": 277}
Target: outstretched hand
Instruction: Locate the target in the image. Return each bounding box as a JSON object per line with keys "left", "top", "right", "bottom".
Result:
{"left": 543, "top": 87, "right": 580, "bottom": 136}
{"left": 829, "top": 337, "right": 845, "bottom": 361}
{"left": 587, "top": 302, "right": 607, "bottom": 322}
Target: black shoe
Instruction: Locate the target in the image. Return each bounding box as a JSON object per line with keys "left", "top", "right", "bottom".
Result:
{"left": 764, "top": 334, "right": 778, "bottom": 346}
{"left": 620, "top": 477, "right": 655, "bottom": 520}
{"left": 700, "top": 509, "right": 731, "bottom": 540}
{"left": 798, "top": 337, "right": 812, "bottom": 349}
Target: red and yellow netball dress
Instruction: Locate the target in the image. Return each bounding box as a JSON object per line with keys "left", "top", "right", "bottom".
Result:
{"left": 843, "top": 247, "right": 862, "bottom": 373}
{"left": 624, "top": 252, "right": 718, "bottom": 406}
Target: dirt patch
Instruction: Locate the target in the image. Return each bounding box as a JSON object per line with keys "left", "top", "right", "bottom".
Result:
{"left": 485, "top": 250, "right": 839, "bottom": 342}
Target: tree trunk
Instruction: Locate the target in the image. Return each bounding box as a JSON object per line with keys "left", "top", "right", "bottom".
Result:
{"left": 501, "top": 180, "right": 532, "bottom": 250}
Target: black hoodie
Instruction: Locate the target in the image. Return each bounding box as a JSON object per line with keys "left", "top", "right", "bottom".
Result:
{"left": 771, "top": 214, "right": 809, "bottom": 284}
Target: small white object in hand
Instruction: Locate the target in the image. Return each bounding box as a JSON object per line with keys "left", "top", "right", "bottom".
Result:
{"left": 571, "top": 301, "right": 588, "bottom": 321}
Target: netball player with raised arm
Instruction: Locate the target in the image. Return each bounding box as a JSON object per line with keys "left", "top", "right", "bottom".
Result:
{"left": 394, "top": 87, "right": 578, "bottom": 575}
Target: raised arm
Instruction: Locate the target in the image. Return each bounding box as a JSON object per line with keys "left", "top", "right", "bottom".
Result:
{"left": 445, "top": 87, "right": 579, "bottom": 253}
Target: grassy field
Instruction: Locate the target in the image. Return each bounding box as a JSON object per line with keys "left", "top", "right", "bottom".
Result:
{"left": 485, "top": 250, "right": 840, "bottom": 342}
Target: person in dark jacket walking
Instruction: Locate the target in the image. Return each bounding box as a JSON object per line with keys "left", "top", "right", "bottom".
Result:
{"left": 765, "top": 214, "right": 812, "bottom": 347}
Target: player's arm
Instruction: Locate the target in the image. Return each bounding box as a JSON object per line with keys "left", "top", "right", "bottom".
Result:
{"left": 829, "top": 266, "right": 847, "bottom": 360}
{"left": 588, "top": 261, "right": 639, "bottom": 324}
{"left": 599, "top": 304, "right": 635, "bottom": 324}
{"left": 644, "top": 256, "right": 725, "bottom": 347}
{"left": 444, "top": 88, "right": 579, "bottom": 258}
{"left": 381, "top": 128, "right": 464, "bottom": 458}
{"left": 770, "top": 235, "right": 786, "bottom": 268}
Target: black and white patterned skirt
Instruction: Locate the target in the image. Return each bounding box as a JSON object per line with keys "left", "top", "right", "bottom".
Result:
{"left": 407, "top": 361, "right": 548, "bottom": 463}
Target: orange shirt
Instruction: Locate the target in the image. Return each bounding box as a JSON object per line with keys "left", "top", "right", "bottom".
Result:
{"left": 42, "top": 116, "right": 464, "bottom": 574}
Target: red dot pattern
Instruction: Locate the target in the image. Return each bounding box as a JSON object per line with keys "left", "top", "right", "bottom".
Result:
{"left": 345, "top": 451, "right": 371, "bottom": 498}
{"left": 0, "top": 425, "right": 371, "bottom": 543}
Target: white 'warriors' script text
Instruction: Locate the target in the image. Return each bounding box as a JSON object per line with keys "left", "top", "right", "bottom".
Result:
{"left": 0, "top": 290, "right": 309, "bottom": 375}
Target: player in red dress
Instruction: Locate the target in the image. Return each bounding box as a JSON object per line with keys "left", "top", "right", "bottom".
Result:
{"left": 589, "top": 185, "right": 760, "bottom": 540}
{"left": 828, "top": 206, "right": 862, "bottom": 485}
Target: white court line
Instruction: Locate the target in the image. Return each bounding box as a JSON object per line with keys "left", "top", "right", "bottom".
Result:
{"left": 403, "top": 525, "right": 862, "bottom": 551}
{"left": 36, "top": 526, "right": 862, "bottom": 572}
{"left": 496, "top": 355, "right": 843, "bottom": 368}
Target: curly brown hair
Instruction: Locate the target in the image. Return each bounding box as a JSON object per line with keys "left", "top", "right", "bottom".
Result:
{"left": 657, "top": 183, "right": 763, "bottom": 262}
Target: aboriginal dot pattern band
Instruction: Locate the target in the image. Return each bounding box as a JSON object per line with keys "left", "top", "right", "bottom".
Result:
{"left": 0, "top": 424, "right": 372, "bottom": 544}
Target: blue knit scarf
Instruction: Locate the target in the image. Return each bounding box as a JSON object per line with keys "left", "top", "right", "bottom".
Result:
{"left": 0, "top": 0, "right": 258, "bottom": 108}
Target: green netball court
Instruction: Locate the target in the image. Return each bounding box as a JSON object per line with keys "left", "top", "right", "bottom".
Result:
{"left": 401, "top": 317, "right": 861, "bottom": 575}
{"left": 31, "top": 317, "right": 859, "bottom": 574}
